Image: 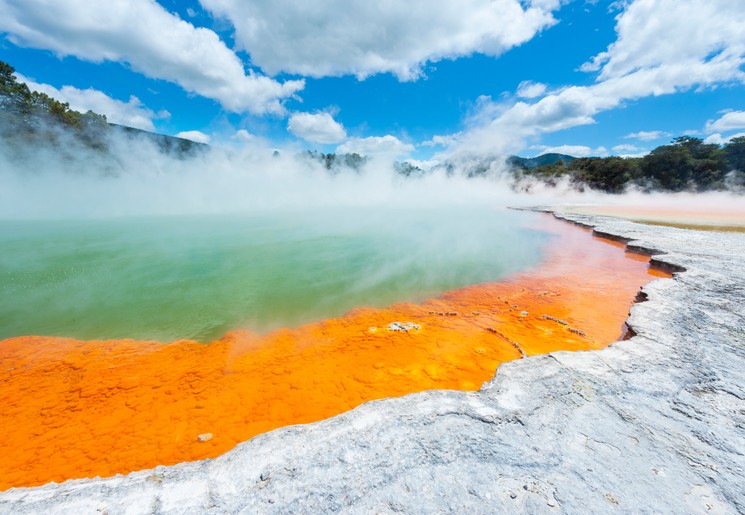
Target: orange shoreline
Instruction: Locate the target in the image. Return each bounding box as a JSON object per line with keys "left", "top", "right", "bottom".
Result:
{"left": 0, "top": 215, "right": 670, "bottom": 490}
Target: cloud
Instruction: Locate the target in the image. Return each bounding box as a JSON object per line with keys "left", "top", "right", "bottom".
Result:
{"left": 232, "top": 129, "right": 255, "bottom": 142}
{"left": 612, "top": 143, "right": 649, "bottom": 157}
{"left": 175, "top": 130, "right": 211, "bottom": 144}
{"left": 224, "top": 129, "right": 275, "bottom": 149}
{"left": 703, "top": 132, "right": 745, "bottom": 145}
{"left": 447, "top": 0, "right": 745, "bottom": 156}
{"left": 422, "top": 135, "right": 458, "bottom": 147}
{"left": 199, "top": 0, "right": 562, "bottom": 80}
{"left": 17, "top": 74, "right": 162, "bottom": 131}
{"left": 404, "top": 159, "right": 440, "bottom": 171}
{"left": 287, "top": 112, "right": 347, "bottom": 144}
{"left": 705, "top": 110, "right": 745, "bottom": 133}
{"left": 624, "top": 130, "right": 670, "bottom": 141}
{"left": 581, "top": 0, "right": 745, "bottom": 82}
{"left": 516, "top": 81, "right": 547, "bottom": 99}
{"left": 532, "top": 145, "right": 606, "bottom": 157}
{"left": 463, "top": 55, "right": 744, "bottom": 152}
{"left": 0, "top": 0, "right": 303, "bottom": 114}
{"left": 612, "top": 144, "right": 639, "bottom": 153}
{"left": 337, "top": 136, "right": 414, "bottom": 158}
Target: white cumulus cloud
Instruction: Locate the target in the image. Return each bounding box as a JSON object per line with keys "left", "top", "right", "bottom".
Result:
{"left": 705, "top": 110, "right": 745, "bottom": 133}
{"left": 532, "top": 145, "right": 606, "bottom": 157}
{"left": 337, "top": 136, "right": 414, "bottom": 158}
{"left": 447, "top": 0, "right": 745, "bottom": 156}
{"left": 0, "top": 0, "right": 303, "bottom": 114}
{"left": 703, "top": 132, "right": 745, "bottom": 145}
{"left": 199, "top": 0, "right": 562, "bottom": 80}
{"left": 422, "top": 135, "right": 458, "bottom": 148}
{"left": 581, "top": 0, "right": 745, "bottom": 82}
{"left": 175, "top": 130, "right": 211, "bottom": 144}
{"left": 612, "top": 144, "right": 639, "bottom": 153}
{"left": 17, "top": 75, "right": 162, "bottom": 131}
{"left": 624, "top": 130, "right": 670, "bottom": 141}
{"left": 516, "top": 81, "right": 548, "bottom": 99}
{"left": 232, "top": 129, "right": 255, "bottom": 142}
{"left": 288, "top": 112, "right": 347, "bottom": 144}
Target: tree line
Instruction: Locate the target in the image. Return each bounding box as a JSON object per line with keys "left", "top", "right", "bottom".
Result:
{"left": 0, "top": 61, "right": 108, "bottom": 145}
{"left": 0, "top": 60, "right": 204, "bottom": 157}
{"left": 513, "top": 136, "right": 745, "bottom": 193}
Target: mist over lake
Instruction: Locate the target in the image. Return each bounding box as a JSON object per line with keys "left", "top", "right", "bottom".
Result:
{"left": 0, "top": 207, "right": 550, "bottom": 342}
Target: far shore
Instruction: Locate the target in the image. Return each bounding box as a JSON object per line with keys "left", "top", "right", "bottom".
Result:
{"left": 560, "top": 203, "right": 745, "bottom": 232}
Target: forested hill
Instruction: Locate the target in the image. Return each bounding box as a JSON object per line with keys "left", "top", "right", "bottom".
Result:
{"left": 510, "top": 138, "right": 745, "bottom": 193}
{"left": 0, "top": 61, "right": 205, "bottom": 157}
{"left": 508, "top": 153, "right": 575, "bottom": 170}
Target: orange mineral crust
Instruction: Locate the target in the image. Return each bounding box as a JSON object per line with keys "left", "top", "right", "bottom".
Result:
{"left": 0, "top": 215, "right": 670, "bottom": 490}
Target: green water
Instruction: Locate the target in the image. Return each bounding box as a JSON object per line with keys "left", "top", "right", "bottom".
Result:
{"left": 0, "top": 208, "right": 551, "bottom": 342}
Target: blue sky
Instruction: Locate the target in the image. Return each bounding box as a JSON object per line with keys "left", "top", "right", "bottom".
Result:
{"left": 1, "top": 0, "right": 744, "bottom": 161}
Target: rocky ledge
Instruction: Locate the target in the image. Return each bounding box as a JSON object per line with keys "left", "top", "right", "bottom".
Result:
{"left": 1, "top": 209, "right": 743, "bottom": 514}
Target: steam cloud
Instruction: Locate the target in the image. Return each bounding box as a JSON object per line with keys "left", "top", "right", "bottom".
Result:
{"left": 1, "top": 126, "right": 742, "bottom": 221}
{"left": 0, "top": 127, "right": 562, "bottom": 220}
{"left": 2, "top": 126, "right": 742, "bottom": 342}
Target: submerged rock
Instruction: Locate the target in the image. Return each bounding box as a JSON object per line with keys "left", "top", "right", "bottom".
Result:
{"left": 1, "top": 210, "right": 744, "bottom": 513}
{"left": 386, "top": 322, "right": 421, "bottom": 332}
{"left": 542, "top": 314, "right": 569, "bottom": 325}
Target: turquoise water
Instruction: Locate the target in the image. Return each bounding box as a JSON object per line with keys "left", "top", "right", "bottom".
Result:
{"left": 0, "top": 208, "right": 551, "bottom": 342}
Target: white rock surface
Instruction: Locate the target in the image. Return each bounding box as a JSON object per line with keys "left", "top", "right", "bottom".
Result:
{"left": 1, "top": 210, "right": 744, "bottom": 514}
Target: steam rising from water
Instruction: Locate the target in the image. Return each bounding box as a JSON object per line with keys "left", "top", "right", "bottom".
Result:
{"left": 2, "top": 128, "right": 742, "bottom": 341}
{"left": 0, "top": 130, "right": 560, "bottom": 341}
{"left": 3, "top": 121, "right": 744, "bottom": 219}
{"left": 0, "top": 126, "right": 577, "bottom": 219}
{"left": 0, "top": 208, "right": 551, "bottom": 341}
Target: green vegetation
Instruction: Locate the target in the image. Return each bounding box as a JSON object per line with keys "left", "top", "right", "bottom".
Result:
{"left": 1, "top": 61, "right": 108, "bottom": 148}
{"left": 508, "top": 153, "right": 575, "bottom": 170}
{"left": 0, "top": 60, "right": 205, "bottom": 157}
{"left": 304, "top": 150, "right": 368, "bottom": 172}
{"left": 513, "top": 136, "right": 745, "bottom": 193}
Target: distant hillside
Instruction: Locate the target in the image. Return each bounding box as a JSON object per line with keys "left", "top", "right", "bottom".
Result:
{"left": 511, "top": 139, "right": 745, "bottom": 193}
{"left": 0, "top": 60, "right": 206, "bottom": 159}
{"left": 303, "top": 149, "right": 367, "bottom": 172}
{"left": 508, "top": 153, "right": 575, "bottom": 170}
{"left": 109, "top": 124, "right": 208, "bottom": 157}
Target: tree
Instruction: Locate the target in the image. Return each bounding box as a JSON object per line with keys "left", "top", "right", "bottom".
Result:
{"left": 672, "top": 136, "right": 719, "bottom": 160}
{"left": 640, "top": 144, "right": 694, "bottom": 191}
{"left": 568, "top": 157, "right": 640, "bottom": 193}
{"left": 723, "top": 137, "right": 745, "bottom": 172}
{"left": 0, "top": 61, "right": 32, "bottom": 117}
{"left": 1, "top": 59, "right": 108, "bottom": 143}
{"left": 670, "top": 136, "right": 727, "bottom": 190}
{"left": 394, "top": 160, "right": 422, "bottom": 177}
{"left": 515, "top": 160, "right": 571, "bottom": 189}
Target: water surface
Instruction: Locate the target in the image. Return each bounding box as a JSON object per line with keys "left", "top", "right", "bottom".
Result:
{"left": 0, "top": 207, "right": 550, "bottom": 341}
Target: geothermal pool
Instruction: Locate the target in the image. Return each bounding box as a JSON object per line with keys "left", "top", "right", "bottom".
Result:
{"left": 0, "top": 207, "right": 548, "bottom": 342}
{"left": 0, "top": 210, "right": 669, "bottom": 490}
